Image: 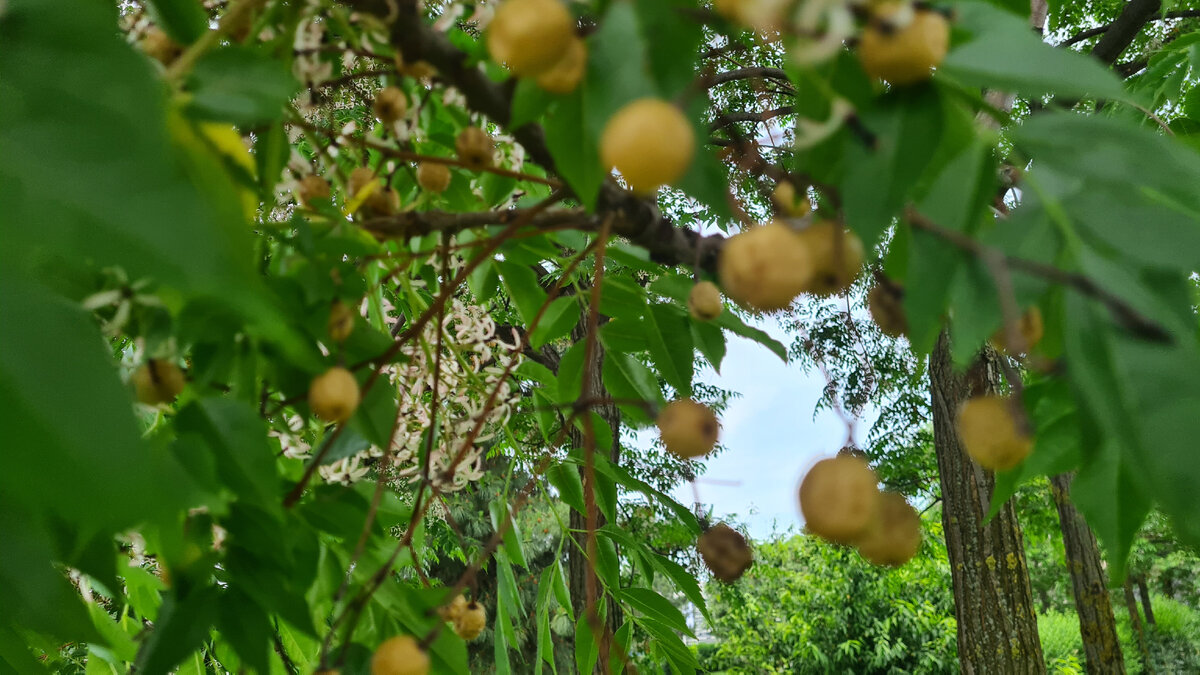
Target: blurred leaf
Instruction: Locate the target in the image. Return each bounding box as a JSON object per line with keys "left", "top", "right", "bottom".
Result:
{"left": 144, "top": 0, "right": 209, "bottom": 44}
{"left": 186, "top": 47, "right": 300, "bottom": 126}
{"left": 644, "top": 303, "right": 694, "bottom": 396}
{"left": 135, "top": 586, "right": 220, "bottom": 675}
{"left": 618, "top": 588, "right": 692, "bottom": 636}
{"left": 215, "top": 590, "right": 272, "bottom": 675}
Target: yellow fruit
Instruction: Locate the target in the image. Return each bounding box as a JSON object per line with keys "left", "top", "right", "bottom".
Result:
{"left": 298, "top": 175, "right": 331, "bottom": 208}
{"left": 687, "top": 281, "right": 724, "bottom": 321}
{"left": 718, "top": 222, "right": 813, "bottom": 311}
{"left": 858, "top": 4, "right": 950, "bottom": 85}
{"left": 370, "top": 636, "right": 430, "bottom": 675}
{"left": 440, "top": 594, "right": 469, "bottom": 621}
{"left": 487, "top": 0, "right": 574, "bottom": 77}
{"left": 799, "top": 456, "right": 880, "bottom": 545}
{"left": 141, "top": 27, "right": 182, "bottom": 65}
{"left": 536, "top": 37, "right": 587, "bottom": 94}
{"left": 855, "top": 492, "right": 921, "bottom": 567}
{"left": 799, "top": 221, "right": 864, "bottom": 296}
{"left": 697, "top": 523, "right": 754, "bottom": 583}
{"left": 656, "top": 399, "right": 719, "bottom": 459}
{"left": 455, "top": 127, "right": 494, "bottom": 168}
{"left": 956, "top": 395, "right": 1032, "bottom": 471}
{"left": 362, "top": 187, "right": 401, "bottom": 218}
{"left": 373, "top": 86, "right": 408, "bottom": 127}
{"left": 309, "top": 367, "right": 361, "bottom": 423}
{"left": 453, "top": 601, "right": 487, "bottom": 640}
{"left": 600, "top": 98, "right": 695, "bottom": 194}
{"left": 132, "top": 359, "right": 187, "bottom": 406}
{"left": 328, "top": 300, "right": 355, "bottom": 342}
{"left": 867, "top": 283, "right": 908, "bottom": 338}
{"left": 416, "top": 162, "right": 452, "bottom": 193}
{"left": 772, "top": 181, "right": 811, "bottom": 218}
{"left": 990, "top": 307, "right": 1045, "bottom": 354}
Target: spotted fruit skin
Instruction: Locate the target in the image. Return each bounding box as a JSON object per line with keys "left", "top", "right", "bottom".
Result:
{"left": 799, "top": 221, "right": 864, "bottom": 297}
{"left": 855, "top": 492, "right": 921, "bottom": 567}
{"left": 688, "top": 281, "right": 724, "bottom": 321}
{"left": 309, "top": 367, "right": 361, "bottom": 423}
{"left": 453, "top": 602, "right": 487, "bottom": 640}
{"left": 456, "top": 127, "right": 494, "bottom": 168}
{"left": 956, "top": 395, "right": 1033, "bottom": 471}
{"left": 486, "top": 0, "right": 574, "bottom": 77}
{"left": 656, "top": 399, "right": 719, "bottom": 459}
{"left": 416, "top": 162, "right": 452, "bottom": 193}
{"left": 799, "top": 456, "right": 881, "bottom": 544}
{"left": 536, "top": 37, "right": 588, "bottom": 94}
{"left": 370, "top": 636, "right": 430, "bottom": 675}
{"left": 698, "top": 523, "right": 754, "bottom": 582}
{"left": 858, "top": 5, "right": 950, "bottom": 85}
{"left": 133, "top": 360, "right": 186, "bottom": 406}
{"left": 600, "top": 98, "right": 695, "bottom": 194}
{"left": 718, "top": 222, "right": 813, "bottom": 311}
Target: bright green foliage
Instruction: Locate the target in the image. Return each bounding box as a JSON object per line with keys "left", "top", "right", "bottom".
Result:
{"left": 1038, "top": 595, "right": 1200, "bottom": 674}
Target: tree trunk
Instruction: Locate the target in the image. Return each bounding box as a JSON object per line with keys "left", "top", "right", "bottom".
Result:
{"left": 1136, "top": 574, "right": 1155, "bottom": 626}
{"left": 1050, "top": 472, "right": 1125, "bottom": 673}
{"left": 929, "top": 332, "right": 1046, "bottom": 672}
{"left": 1123, "top": 578, "right": 1153, "bottom": 673}
{"left": 566, "top": 329, "right": 623, "bottom": 673}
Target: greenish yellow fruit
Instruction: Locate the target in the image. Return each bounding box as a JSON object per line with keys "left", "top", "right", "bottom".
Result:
{"left": 328, "top": 300, "right": 355, "bottom": 342}
{"left": 718, "top": 222, "right": 813, "bottom": 311}
{"left": 956, "top": 395, "right": 1032, "bottom": 471}
{"left": 309, "top": 367, "right": 361, "bottom": 423}
{"left": 455, "top": 127, "right": 494, "bottom": 168}
{"left": 453, "top": 602, "right": 487, "bottom": 640}
{"left": 657, "top": 399, "right": 719, "bottom": 459}
{"left": 133, "top": 359, "right": 186, "bottom": 406}
{"left": 416, "top": 162, "right": 452, "bottom": 193}
{"left": 370, "top": 636, "right": 430, "bottom": 675}
{"left": 854, "top": 492, "right": 921, "bottom": 567}
{"left": 798, "top": 221, "right": 864, "bottom": 297}
{"left": 536, "top": 36, "right": 587, "bottom": 94}
{"left": 600, "top": 98, "right": 695, "bottom": 194}
{"left": 373, "top": 86, "right": 408, "bottom": 127}
{"left": 799, "top": 456, "right": 880, "bottom": 545}
{"left": 688, "top": 281, "right": 724, "bottom": 321}
{"left": 772, "top": 181, "right": 811, "bottom": 218}
{"left": 298, "top": 174, "right": 331, "bottom": 208}
{"left": 990, "top": 307, "right": 1045, "bottom": 354}
{"left": 858, "top": 4, "right": 950, "bottom": 85}
{"left": 867, "top": 283, "right": 908, "bottom": 338}
{"left": 440, "top": 594, "right": 469, "bottom": 621}
{"left": 487, "top": 0, "right": 574, "bottom": 76}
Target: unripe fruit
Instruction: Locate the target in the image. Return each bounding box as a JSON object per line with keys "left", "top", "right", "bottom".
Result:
{"left": 453, "top": 601, "right": 487, "bottom": 640}
{"left": 456, "top": 127, "right": 494, "bottom": 168}
{"left": 348, "top": 167, "right": 377, "bottom": 200}
{"left": 309, "top": 367, "right": 361, "bottom": 423}
{"left": 600, "top": 98, "right": 695, "bottom": 194}
{"left": 373, "top": 87, "right": 408, "bottom": 127}
{"left": 858, "top": 4, "right": 950, "bottom": 85}
{"left": 133, "top": 359, "right": 187, "bottom": 405}
{"left": 687, "top": 281, "right": 723, "bottom": 321}
{"left": 298, "top": 175, "right": 331, "bottom": 208}
{"left": 867, "top": 282, "right": 908, "bottom": 338}
{"left": 536, "top": 37, "right": 587, "bottom": 94}
{"left": 370, "top": 636, "right": 429, "bottom": 675}
{"left": 656, "top": 399, "right": 719, "bottom": 459}
{"left": 772, "top": 181, "right": 811, "bottom": 218}
{"left": 854, "top": 492, "right": 921, "bottom": 567}
{"left": 718, "top": 222, "right": 813, "bottom": 311}
{"left": 141, "top": 27, "right": 182, "bottom": 65}
{"left": 798, "top": 221, "right": 864, "bottom": 297}
{"left": 990, "top": 307, "right": 1045, "bottom": 354}
{"left": 487, "top": 0, "right": 574, "bottom": 76}
{"left": 328, "top": 300, "right": 355, "bottom": 342}
{"left": 416, "top": 162, "right": 452, "bottom": 193}
{"left": 956, "top": 395, "right": 1032, "bottom": 471}
{"left": 697, "top": 523, "right": 754, "bottom": 583}
{"left": 799, "top": 456, "right": 880, "bottom": 545}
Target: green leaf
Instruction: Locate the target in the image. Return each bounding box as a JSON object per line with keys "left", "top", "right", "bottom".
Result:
{"left": 553, "top": 561, "right": 573, "bottom": 620}
{"left": 313, "top": 425, "right": 372, "bottom": 466}
{"left": 639, "top": 616, "right": 699, "bottom": 674}
{"left": 691, "top": 319, "right": 727, "bottom": 373}
{"left": 618, "top": 588, "right": 692, "bottom": 636}
{"left": 599, "top": 275, "right": 650, "bottom": 321}
{"left": 176, "top": 399, "right": 281, "bottom": 513}
{"left": 714, "top": 312, "right": 788, "bottom": 362}
{"left": 490, "top": 500, "right": 529, "bottom": 569}
{"left": 187, "top": 47, "right": 301, "bottom": 126}
{"left": 529, "top": 296, "right": 580, "bottom": 349}
{"left": 543, "top": 87, "right": 603, "bottom": 209}
{"left": 601, "top": 351, "right": 663, "bottom": 424}
{"left": 86, "top": 602, "right": 139, "bottom": 663}
{"left": 649, "top": 553, "right": 711, "bottom": 624}
{"left": 633, "top": 0, "right": 703, "bottom": 97}
{"left": 497, "top": 261, "right": 549, "bottom": 327}
{"left": 214, "top": 590, "right": 272, "bottom": 675}
{"left": 135, "top": 586, "right": 220, "bottom": 675}
{"left": 643, "top": 303, "right": 694, "bottom": 396}
{"left": 510, "top": 78, "right": 556, "bottom": 128}
{"left": 144, "top": 0, "right": 209, "bottom": 44}
{"left": 942, "top": 2, "right": 1127, "bottom": 101}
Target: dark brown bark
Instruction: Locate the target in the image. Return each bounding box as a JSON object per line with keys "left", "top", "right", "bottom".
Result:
{"left": 1123, "top": 578, "right": 1153, "bottom": 673}
{"left": 1050, "top": 473, "right": 1125, "bottom": 673}
{"left": 1136, "top": 574, "right": 1156, "bottom": 626}
{"left": 929, "top": 332, "right": 1045, "bottom": 673}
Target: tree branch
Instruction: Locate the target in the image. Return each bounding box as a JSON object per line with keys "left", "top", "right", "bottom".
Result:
{"left": 1089, "top": 0, "right": 1163, "bottom": 65}
{"left": 705, "top": 66, "right": 791, "bottom": 88}
{"left": 1061, "top": 9, "right": 1200, "bottom": 48}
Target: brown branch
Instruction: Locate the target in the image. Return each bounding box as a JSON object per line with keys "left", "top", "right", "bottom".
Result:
{"left": 1090, "top": 0, "right": 1164, "bottom": 65}
{"left": 705, "top": 66, "right": 792, "bottom": 88}
{"left": 1061, "top": 9, "right": 1200, "bottom": 48}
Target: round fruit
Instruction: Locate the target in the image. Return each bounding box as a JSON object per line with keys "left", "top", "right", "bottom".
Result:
{"left": 370, "top": 636, "right": 429, "bottom": 675}
{"left": 440, "top": 594, "right": 469, "bottom": 621}
{"left": 854, "top": 492, "right": 921, "bottom": 567}
{"left": 697, "top": 523, "right": 754, "bottom": 583}
{"left": 798, "top": 221, "right": 864, "bottom": 297}
{"left": 133, "top": 359, "right": 186, "bottom": 405}
{"left": 536, "top": 37, "right": 587, "bottom": 94}
{"left": 362, "top": 187, "right": 401, "bottom": 218}
{"left": 687, "top": 281, "right": 724, "bottom": 321}
{"left": 348, "top": 167, "right": 377, "bottom": 200}
{"left": 858, "top": 4, "right": 950, "bottom": 85}
{"left": 486, "top": 0, "right": 574, "bottom": 77}
{"left": 309, "top": 367, "right": 361, "bottom": 423}
{"left": 141, "top": 27, "right": 182, "bottom": 65}
{"left": 656, "top": 399, "right": 719, "bottom": 459}
{"left": 328, "top": 300, "right": 355, "bottom": 342}
{"left": 373, "top": 86, "right": 408, "bottom": 127}
{"left": 600, "top": 98, "right": 695, "bottom": 194}
{"left": 453, "top": 601, "right": 487, "bottom": 640}
{"left": 772, "top": 181, "right": 811, "bottom": 218}
{"left": 298, "top": 175, "right": 331, "bottom": 208}
{"left": 867, "top": 282, "right": 908, "bottom": 338}
{"left": 416, "top": 162, "right": 452, "bottom": 193}
{"left": 717, "top": 222, "right": 813, "bottom": 311}
{"left": 990, "top": 307, "right": 1045, "bottom": 354}
{"left": 956, "top": 395, "right": 1033, "bottom": 471}
{"left": 455, "top": 127, "right": 494, "bottom": 168}
{"left": 799, "top": 456, "right": 881, "bottom": 545}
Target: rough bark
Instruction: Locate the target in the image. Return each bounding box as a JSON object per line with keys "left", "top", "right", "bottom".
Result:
{"left": 1136, "top": 574, "right": 1156, "bottom": 626}
{"left": 1123, "top": 578, "right": 1153, "bottom": 673}
{"left": 1050, "top": 472, "right": 1125, "bottom": 673}
{"left": 929, "top": 332, "right": 1045, "bottom": 672}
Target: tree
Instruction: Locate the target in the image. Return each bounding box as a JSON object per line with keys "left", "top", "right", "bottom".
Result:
{"left": 4, "top": 0, "right": 1200, "bottom": 673}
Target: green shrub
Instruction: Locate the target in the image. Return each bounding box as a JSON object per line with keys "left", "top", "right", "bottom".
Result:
{"left": 1038, "top": 594, "right": 1200, "bottom": 674}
